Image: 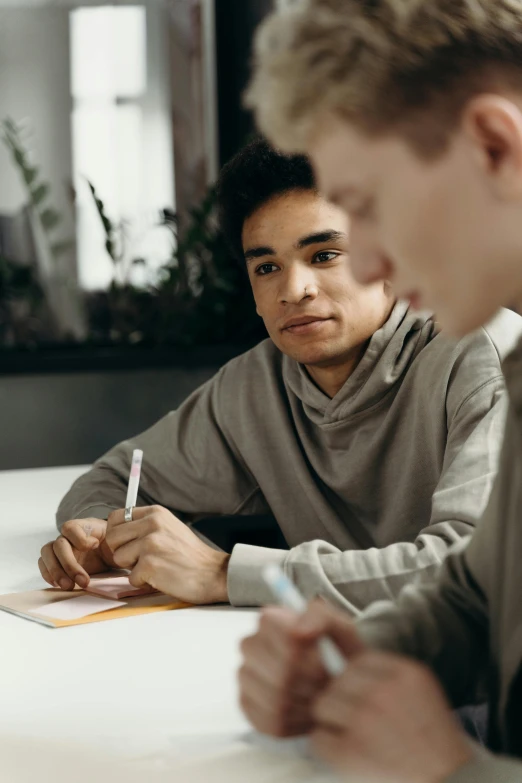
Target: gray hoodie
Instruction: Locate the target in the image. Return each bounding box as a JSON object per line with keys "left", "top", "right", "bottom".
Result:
{"left": 56, "top": 303, "right": 522, "bottom": 613}
{"left": 356, "top": 334, "right": 522, "bottom": 781}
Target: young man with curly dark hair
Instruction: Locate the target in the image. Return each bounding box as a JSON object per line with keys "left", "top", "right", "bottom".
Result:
{"left": 39, "top": 140, "right": 518, "bottom": 625}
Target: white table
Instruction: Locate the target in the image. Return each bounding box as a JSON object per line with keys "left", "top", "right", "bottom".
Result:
{"left": 0, "top": 467, "right": 258, "bottom": 758}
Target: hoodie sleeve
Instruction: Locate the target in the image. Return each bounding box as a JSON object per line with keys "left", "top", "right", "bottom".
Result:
{"left": 227, "top": 373, "right": 506, "bottom": 612}
{"left": 56, "top": 369, "right": 268, "bottom": 530}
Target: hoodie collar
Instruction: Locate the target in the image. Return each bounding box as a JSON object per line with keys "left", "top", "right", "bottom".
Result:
{"left": 283, "top": 301, "right": 438, "bottom": 424}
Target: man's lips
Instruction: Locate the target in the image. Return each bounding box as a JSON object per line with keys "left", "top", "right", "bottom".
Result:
{"left": 281, "top": 316, "right": 333, "bottom": 335}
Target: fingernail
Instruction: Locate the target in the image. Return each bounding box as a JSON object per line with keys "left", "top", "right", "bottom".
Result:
{"left": 59, "top": 578, "right": 71, "bottom": 590}
{"left": 89, "top": 539, "right": 99, "bottom": 550}
{"left": 76, "top": 575, "right": 88, "bottom": 589}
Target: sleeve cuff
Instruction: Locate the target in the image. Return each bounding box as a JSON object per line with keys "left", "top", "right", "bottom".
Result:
{"left": 227, "top": 545, "right": 288, "bottom": 607}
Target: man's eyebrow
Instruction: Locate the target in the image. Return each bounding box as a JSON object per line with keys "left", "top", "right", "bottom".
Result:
{"left": 244, "top": 245, "right": 276, "bottom": 263}
{"left": 296, "top": 230, "right": 347, "bottom": 249}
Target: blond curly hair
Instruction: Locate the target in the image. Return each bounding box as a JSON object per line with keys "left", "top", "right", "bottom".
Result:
{"left": 246, "top": 0, "right": 522, "bottom": 157}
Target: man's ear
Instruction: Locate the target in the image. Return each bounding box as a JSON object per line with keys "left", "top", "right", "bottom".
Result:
{"left": 462, "top": 95, "right": 522, "bottom": 200}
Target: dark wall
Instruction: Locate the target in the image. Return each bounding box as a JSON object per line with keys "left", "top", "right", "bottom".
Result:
{"left": 215, "top": 0, "right": 273, "bottom": 167}
{"left": 1, "top": 365, "right": 219, "bottom": 470}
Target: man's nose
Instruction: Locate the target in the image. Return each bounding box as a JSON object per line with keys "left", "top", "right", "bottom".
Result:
{"left": 278, "top": 266, "right": 319, "bottom": 304}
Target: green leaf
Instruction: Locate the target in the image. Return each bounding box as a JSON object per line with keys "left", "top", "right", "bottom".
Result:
{"left": 86, "top": 178, "right": 115, "bottom": 240}
{"left": 40, "top": 208, "right": 61, "bottom": 230}
{"left": 105, "top": 238, "right": 115, "bottom": 260}
{"left": 13, "top": 148, "right": 26, "bottom": 169}
{"left": 23, "top": 166, "right": 39, "bottom": 186}
{"left": 102, "top": 216, "right": 113, "bottom": 233}
{"left": 30, "top": 183, "right": 50, "bottom": 206}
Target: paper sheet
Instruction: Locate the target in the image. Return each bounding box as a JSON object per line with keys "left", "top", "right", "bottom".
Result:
{"left": 32, "top": 594, "right": 124, "bottom": 620}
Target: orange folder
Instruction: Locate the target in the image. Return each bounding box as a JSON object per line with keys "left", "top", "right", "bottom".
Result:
{"left": 0, "top": 578, "right": 190, "bottom": 628}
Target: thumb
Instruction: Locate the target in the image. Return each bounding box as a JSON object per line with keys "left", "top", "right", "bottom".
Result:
{"left": 294, "top": 599, "right": 365, "bottom": 658}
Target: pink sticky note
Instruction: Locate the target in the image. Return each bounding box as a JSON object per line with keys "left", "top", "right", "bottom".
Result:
{"left": 85, "top": 576, "right": 157, "bottom": 600}
{"left": 32, "top": 595, "right": 124, "bottom": 621}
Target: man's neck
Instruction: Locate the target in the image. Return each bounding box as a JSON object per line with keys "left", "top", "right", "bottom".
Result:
{"left": 305, "top": 342, "right": 369, "bottom": 399}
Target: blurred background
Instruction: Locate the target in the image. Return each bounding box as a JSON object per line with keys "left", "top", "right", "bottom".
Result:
{"left": 0, "top": 0, "right": 293, "bottom": 470}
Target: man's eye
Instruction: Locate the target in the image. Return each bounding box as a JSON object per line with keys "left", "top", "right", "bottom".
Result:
{"left": 314, "top": 251, "right": 339, "bottom": 264}
{"left": 255, "top": 263, "right": 278, "bottom": 276}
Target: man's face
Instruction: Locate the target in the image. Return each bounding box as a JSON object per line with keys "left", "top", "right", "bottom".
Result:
{"left": 309, "top": 115, "right": 522, "bottom": 336}
{"left": 242, "top": 189, "right": 394, "bottom": 367}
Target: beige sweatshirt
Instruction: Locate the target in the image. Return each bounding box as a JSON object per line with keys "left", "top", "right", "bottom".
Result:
{"left": 56, "top": 303, "right": 522, "bottom": 613}
{"left": 355, "top": 335, "right": 522, "bottom": 781}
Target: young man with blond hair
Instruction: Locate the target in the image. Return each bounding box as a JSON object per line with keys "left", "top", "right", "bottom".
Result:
{"left": 239, "top": 1, "right": 522, "bottom": 780}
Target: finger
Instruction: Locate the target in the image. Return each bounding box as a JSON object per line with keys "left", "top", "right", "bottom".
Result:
{"left": 41, "top": 543, "right": 75, "bottom": 590}
{"left": 239, "top": 691, "right": 284, "bottom": 736}
{"left": 38, "top": 556, "right": 56, "bottom": 587}
{"left": 350, "top": 650, "right": 403, "bottom": 676}
{"left": 111, "top": 539, "right": 142, "bottom": 569}
{"left": 127, "top": 554, "right": 168, "bottom": 593}
{"left": 61, "top": 518, "right": 105, "bottom": 551}
{"left": 258, "top": 607, "right": 318, "bottom": 664}
{"left": 313, "top": 674, "right": 371, "bottom": 731}
{"left": 312, "top": 651, "right": 403, "bottom": 734}
{"left": 241, "top": 633, "right": 327, "bottom": 698}
{"left": 258, "top": 606, "right": 342, "bottom": 683}
{"left": 295, "top": 599, "right": 365, "bottom": 657}
{"left": 238, "top": 685, "right": 311, "bottom": 738}
{"left": 240, "top": 634, "right": 286, "bottom": 683}
{"left": 245, "top": 608, "right": 327, "bottom": 684}
{"left": 241, "top": 628, "right": 296, "bottom": 681}
{"left": 239, "top": 663, "right": 319, "bottom": 719}
{"left": 238, "top": 665, "right": 282, "bottom": 715}
{"left": 52, "top": 536, "right": 90, "bottom": 588}
{"left": 105, "top": 518, "right": 145, "bottom": 552}
{"left": 128, "top": 559, "right": 151, "bottom": 589}
{"left": 258, "top": 606, "right": 302, "bottom": 642}
{"left": 107, "top": 505, "right": 159, "bottom": 529}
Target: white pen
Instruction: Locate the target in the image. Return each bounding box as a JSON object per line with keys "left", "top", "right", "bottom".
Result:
{"left": 263, "top": 563, "right": 346, "bottom": 677}
{"left": 124, "top": 449, "right": 143, "bottom": 522}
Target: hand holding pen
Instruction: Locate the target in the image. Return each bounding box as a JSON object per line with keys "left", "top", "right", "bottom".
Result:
{"left": 238, "top": 573, "right": 365, "bottom": 739}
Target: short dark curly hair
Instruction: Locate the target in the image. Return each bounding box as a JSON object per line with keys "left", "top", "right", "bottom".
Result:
{"left": 216, "top": 137, "right": 317, "bottom": 263}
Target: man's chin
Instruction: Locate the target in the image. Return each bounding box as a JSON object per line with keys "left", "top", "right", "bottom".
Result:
{"left": 278, "top": 342, "right": 341, "bottom": 367}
